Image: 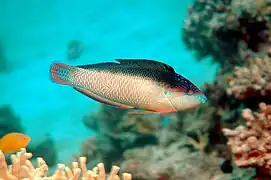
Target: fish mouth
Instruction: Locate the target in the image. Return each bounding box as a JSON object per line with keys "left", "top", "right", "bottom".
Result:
{"left": 167, "top": 94, "right": 202, "bottom": 111}
{"left": 192, "top": 93, "right": 208, "bottom": 103}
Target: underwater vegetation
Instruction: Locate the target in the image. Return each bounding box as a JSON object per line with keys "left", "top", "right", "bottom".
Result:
{"left": 1, "top": 0, "right": 271, "bottom": 180}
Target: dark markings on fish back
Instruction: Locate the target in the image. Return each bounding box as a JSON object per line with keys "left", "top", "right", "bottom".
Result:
{"left": 117, "top": 68, "right": 201, "bottom": 93}
{"left": 76, "top": 59, "right": 175, "bottom": 73}
{"left": 115, "top": 59, "right": 176, "bottom": 73}
{"left": 76, "top": 62, "right": 119, "bottom": 70}
{"left": 89, "top": 67, "right": 199, "bottom": 94}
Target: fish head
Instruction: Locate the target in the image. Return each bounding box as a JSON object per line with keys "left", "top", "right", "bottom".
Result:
{"left": 165, "top": 87, "right": 208, "bottom": 111}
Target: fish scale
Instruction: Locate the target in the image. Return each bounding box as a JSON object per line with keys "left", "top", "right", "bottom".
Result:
{"left": 72, "top": 68, "right": 168, "bottom": 109}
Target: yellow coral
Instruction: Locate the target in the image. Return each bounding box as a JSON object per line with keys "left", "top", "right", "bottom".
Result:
{"left": 0, "top": 148, "right": 132, "bottom": 180}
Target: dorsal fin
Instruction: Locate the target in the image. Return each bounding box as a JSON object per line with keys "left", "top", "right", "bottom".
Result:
{"left": 76, "top": 62, "right": 119, "bottom": 69}
{"left": 115, "top": 59, "right": 175, "bottom": 73}
{"left": 76, "top": 59, "right": 176, "bottom": 73}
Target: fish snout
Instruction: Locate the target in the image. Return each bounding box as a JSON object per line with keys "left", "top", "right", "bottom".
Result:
{"left": 169, "top": 93, "right": 207, "bottom": 111}
{"left": 192, "top": 92, "right": 208, "bottom": 104}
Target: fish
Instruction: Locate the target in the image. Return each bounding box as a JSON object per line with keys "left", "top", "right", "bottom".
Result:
{"left": 50, "top": 59, "right": 207, "bottom": 114}
{"left": 0, "top": 132, "right": 31, "bottom": 154}
{"left": 67, "top": 40, "right": 84, "bottom": 60}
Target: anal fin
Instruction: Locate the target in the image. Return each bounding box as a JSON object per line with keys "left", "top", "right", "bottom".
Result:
{"left": 128, "top": 109, "right": 158, "bottom": 115}
{"left": 127, "top": 108, "right": 175, "bottom": 115}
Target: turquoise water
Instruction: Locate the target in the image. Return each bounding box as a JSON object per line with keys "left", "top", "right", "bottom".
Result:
{"left": 0, "top": 0, "right": 218, "bottom": 163}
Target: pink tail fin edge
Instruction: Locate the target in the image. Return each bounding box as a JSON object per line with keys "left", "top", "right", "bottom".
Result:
{"left": 50, "top": 63, "right": 73, "bottom": 85}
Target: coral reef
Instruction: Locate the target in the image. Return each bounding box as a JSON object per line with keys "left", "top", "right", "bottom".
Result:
{"left": 226, "top": 56, "right": 271, "bottom": 101}
{"left": 78, "top": 105, "right": 160, "bottom": 170}
{"left": 78, "top": 102, "right": 232, "bottom": 180}
{"left": 0, "top": 148, "right": 132, "bottom": 180}
{"left": 182, "top": 2, "right": 271, "bottom": 179}
{"left": 182, "top": 0, "right": 271, "bottom": 68}
{"left": 223, "top": 103, "right": 271, "bottom": 177}
{"left": 202, "top": 54, "right": 271, "bottom": 133}
{"left": 201, "top": 55, "right": 271, "bottom": 179}
{"left": 119, "top": 141, "right": 229, "bottom": 180}
{"left": 183, "top": 0, "right": 238, "bottom": 66}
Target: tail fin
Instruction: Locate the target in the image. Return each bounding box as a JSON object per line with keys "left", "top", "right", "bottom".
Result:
{"left": 50, "top": 63, "right": 75, "bottom": 85}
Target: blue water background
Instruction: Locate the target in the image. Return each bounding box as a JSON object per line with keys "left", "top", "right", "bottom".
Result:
{"left": 0, "top": 0, "right": 218, "bottom": 163}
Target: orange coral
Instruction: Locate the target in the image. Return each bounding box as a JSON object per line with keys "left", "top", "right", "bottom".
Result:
{"left": 223, "top": 103, "right": 271, "bottom": 175}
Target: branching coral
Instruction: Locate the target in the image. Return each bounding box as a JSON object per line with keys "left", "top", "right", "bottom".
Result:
{"left": 120, "top": 142, "right": 228, "bottom": 180}
{"left": 0, "top": 148, "right": 132, "bottom": 180}
{"left": 226, "top": 56, "right": 271, "bottom": 101}
{"left": 223, "top": 103, "right": 271, "bottom": 175}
